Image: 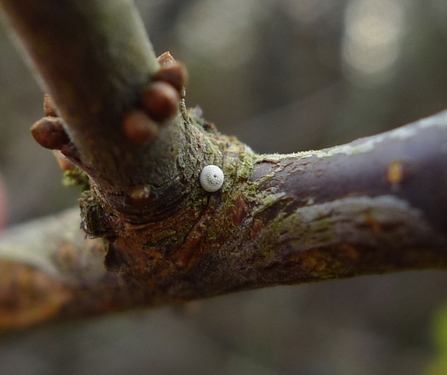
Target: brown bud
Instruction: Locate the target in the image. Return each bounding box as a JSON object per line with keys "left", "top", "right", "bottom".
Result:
{"left": 126, "top": 185, "right": 151, "bottom": 206}
{"left": 60, "top": 143, "right": 80, "bottom": 163}
{"left": 142, "top": 82, "right": 179, "bottom": 123}
{"left": 31, "top": 117, "right": 70, "bottom": 150}
{"left": 157, "top": 51, "right": 176, "bottom": 67}
{"left": 52, "top": 150, "right": 77, "bottom": 171}
{"left": 123, "top": 110, "right": 159, "bottom": 143}
{"left": 154, "top": 63, "right": 188, "bottom": 95}
{"left": 43, "top": 94, "right": 58, "bottom": 117}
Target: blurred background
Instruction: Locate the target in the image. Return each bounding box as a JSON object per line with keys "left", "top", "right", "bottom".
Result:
{"left": 1, "top": 0, "right": 447, "bottom": 374}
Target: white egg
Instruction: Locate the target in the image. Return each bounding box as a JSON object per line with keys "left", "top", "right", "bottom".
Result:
{"left": 200, "top": 165, "right": 224, "bottom": 192}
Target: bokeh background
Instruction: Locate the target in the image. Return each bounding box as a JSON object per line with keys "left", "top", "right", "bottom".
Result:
{"left": 1, "top": 0, "right": 447, "bottom": 374}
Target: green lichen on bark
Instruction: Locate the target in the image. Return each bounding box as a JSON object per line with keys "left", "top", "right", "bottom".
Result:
{"left": 62, "top": 167, "right": 89, "bottom": 190}
{"left": 73, "top": 105, "right": 447, "bottom": 301}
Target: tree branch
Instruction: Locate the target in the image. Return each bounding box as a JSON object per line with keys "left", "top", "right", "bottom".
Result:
{"left": 0, "top": 209, "right": 156, "bottom": 331}
{"left": 0, "top": 0, "right": 446, "bottom": 331}
{"left": 0, "top": 0, "right": 166, "bottom": 208}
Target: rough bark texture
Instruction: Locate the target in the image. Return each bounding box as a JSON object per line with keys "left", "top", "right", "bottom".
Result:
{"left": 0, "top": 0, "right": 446, "bottom": 331}
{"left": 0, "top": 209, "right": 153, "bottom": 331}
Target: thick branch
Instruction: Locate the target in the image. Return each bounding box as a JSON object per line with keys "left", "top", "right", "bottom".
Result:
{"left": 2, "top": 113, "right": 447, "bottom": 331}
{"left": 105, "top": 111, "right": 447, "bottom": 298}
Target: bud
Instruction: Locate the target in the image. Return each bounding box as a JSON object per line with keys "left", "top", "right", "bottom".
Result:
{"left": 154, "top": 63, "right": 188, "bottom": 95}
{"left": 123, "top": 110, "right": 159, "bottom": 143}
{"left": 52, "top": 150, "right": 77, "bottom": 171}
{"left": 126, "top": 185, "right": 151, "bottom": 206}
{"left": 157, "top": 51, "right": 176, "bottom": 67}
{"left": 141, "top": 82, "right": 179, "bottom": 123}
{"left": 30, "top": 117, "right": 70, "bottom": 150}
{"left": 43, "top": 94, "right": 58, "bottom": 117}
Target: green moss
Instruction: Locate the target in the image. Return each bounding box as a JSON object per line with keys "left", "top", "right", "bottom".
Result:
{"left": 78, "top": 190, "right": 114, "bottom": 238}
{"left": 425, "top": 305, "right": 447, "bottom": 375}
{"left": 62, "top": 167, "right": 90, "bottom": 191}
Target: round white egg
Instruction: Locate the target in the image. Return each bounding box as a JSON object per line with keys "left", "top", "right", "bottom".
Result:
{"left": 200, "top": 165, "right": 224, "bottom": 192}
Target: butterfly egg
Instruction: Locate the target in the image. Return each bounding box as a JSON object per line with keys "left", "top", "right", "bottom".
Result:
{"left": 200, "top": 165, "right": 224, "bottom": 192}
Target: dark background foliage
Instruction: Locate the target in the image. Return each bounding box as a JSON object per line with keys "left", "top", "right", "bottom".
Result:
{"left": 1, "top": 1, "right": 447, "bottom": 374}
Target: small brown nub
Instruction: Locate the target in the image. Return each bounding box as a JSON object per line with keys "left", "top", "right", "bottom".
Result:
{"left": 52, "top": 150, "right": 77, "bottom": 171}
{"left": 126, "top": 185, "right": 151, "bottom": 206}
{"left": 123, "top": 110, "right": 159, "bottom": 143}
{"left": 157, "top": 51, "right": 176, "bottom": 67}
{"left": 141, "top": 82, "right": 180, "bottom": 123}
{"left": 387, "top": 160, "right": 405, "bottom": 186}
{"left": 154, "top": 63, "right": 188, "bottom": 95}
{"left": 43, "top": 94, "right": 58, "bottom": 117}
{"left": 31, "top": 117, "right": 70, "bottom": 150}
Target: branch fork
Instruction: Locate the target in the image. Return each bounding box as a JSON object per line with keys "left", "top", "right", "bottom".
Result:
{"left": 1, "top": 0, "right": 447, "bottom": 331}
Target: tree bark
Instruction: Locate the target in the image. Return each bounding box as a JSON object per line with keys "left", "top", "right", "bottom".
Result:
{"left": 0, "top": 0, "right": 446, "bottom": 331}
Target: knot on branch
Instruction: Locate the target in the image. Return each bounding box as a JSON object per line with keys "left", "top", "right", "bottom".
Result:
{"left": 79, "top": 190, "right": 117, "bottom": 239}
